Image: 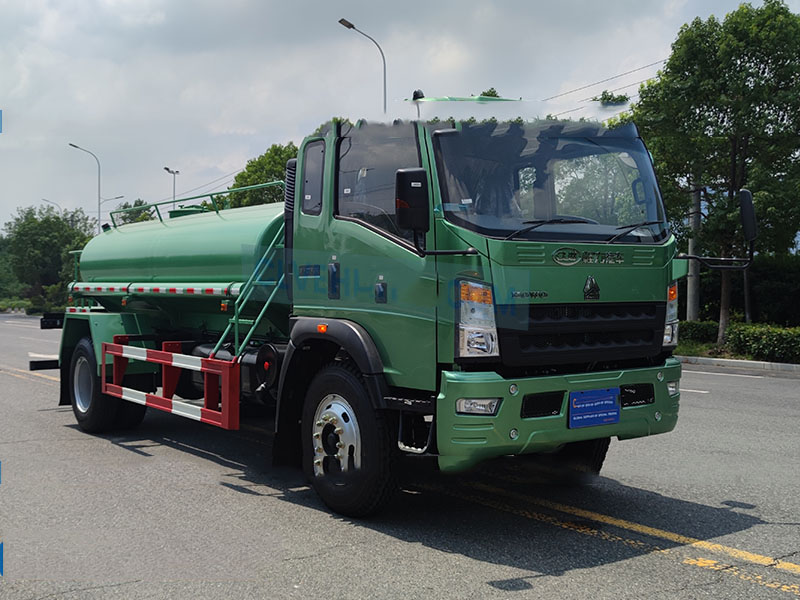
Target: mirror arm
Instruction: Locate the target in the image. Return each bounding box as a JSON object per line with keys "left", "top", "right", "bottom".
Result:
{"left": 411, "top": 230, "right": 478, "bottom": 257}
{"left": 678, "top": 241, "right": 754, "bottom": 271}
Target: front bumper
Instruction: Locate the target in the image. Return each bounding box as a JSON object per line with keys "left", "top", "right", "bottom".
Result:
{"left": 436, "top": 358, "right": 681, "bottom": 472}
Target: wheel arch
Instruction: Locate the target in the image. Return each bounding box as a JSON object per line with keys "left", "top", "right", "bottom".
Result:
{"left": 272, "top": 317, "right": 389, "bottom": 466}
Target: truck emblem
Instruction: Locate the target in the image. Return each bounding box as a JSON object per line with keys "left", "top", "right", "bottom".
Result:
{"left": 584, "top": 275, "right": 600, "bottom": 300}
{"left": 553, "top": 247, "right": 581, "bottom": 266}
{"left": 554, "top": 247, "right": 625, "bottom": 266}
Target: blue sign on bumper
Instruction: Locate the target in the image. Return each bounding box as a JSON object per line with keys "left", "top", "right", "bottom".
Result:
{"left": 568, "top": 387, "right": 621, "bottom": 429}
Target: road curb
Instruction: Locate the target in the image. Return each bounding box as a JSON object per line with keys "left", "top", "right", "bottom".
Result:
{"left": 676, "top": 355, "right": 800, "bottom": 373}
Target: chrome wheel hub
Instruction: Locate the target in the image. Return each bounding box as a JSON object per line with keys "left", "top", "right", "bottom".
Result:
{"left": 311, "top": 394, "right": 361, "bottom": 478}
{"left": 73, "top": 355, "right": 93, "bottom": 414}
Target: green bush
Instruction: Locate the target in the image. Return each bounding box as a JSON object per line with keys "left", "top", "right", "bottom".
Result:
{"left": 0, "top": 297, "right": 33, "bottom": 312}
{"left": 727, "top": 323, "right": 800, "bottom": 364}
{"left": 679, "top": 320, "right": 719, "bottom": 343}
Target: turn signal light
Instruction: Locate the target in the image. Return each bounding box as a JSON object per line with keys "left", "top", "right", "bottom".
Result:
{"left": 317, "top": 323, "right": 328, "bottom": 333}
{"left": 668, "top": 283, "right": 678, "bottom": 302}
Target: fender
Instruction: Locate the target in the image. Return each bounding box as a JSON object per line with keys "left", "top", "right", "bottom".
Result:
{"left": 273, "top": 316, "right": 389, "bottom": 466}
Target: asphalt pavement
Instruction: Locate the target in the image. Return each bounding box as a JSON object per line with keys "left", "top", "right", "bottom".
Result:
{"left": 0, "top": 313, "right": 798, "bottom": 599}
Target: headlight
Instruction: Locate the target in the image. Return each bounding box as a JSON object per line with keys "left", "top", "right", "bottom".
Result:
{"left": 457, "top": 280, "right": 500, "bottom": 358}
{"left": 663, "top": 282, "right": 678, "bottom": 348}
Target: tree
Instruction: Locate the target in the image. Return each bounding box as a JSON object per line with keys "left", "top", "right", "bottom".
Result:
{"left": 478, "top": 87, "right": 500, "bottom": 98}
{"left": 592, "top": 90, "right": 630, "bottom": 105}
{"left": 114, "top": 199, "right": 154, "bottom": 225}
{"left": 3, "top": 206, "right": 94, "bottom": 301}
{"left": 227, "top": 142, "right": 298, "bottom": 207}
{"left": 0, "top": 236, "right": 25, "bottom": 299}
{"left": 626, "top": 0, "right": 800, "bottom": 342}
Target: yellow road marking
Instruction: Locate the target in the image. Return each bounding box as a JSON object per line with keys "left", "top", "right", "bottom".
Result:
{"left": 422, "top": 482, "right": 800, "bottom": 594}
{"left": 469, "top": 482, "right": 800, "bottom": 576}
{"left": 0, "top": 367, "right": 58, "bottom": 386}
{"left": 684, "top": 558, "right": 800, "bottom": 596}
{"left": 1, "top": 364, "right": 60, "bottom": 382}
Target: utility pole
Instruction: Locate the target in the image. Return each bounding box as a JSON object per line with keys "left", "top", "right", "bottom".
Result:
{"left": 686, "top": 184, "right": 702, "bottom": 321}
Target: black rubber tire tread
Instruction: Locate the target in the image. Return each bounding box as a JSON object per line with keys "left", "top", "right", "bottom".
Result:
{"left": 175, "top": 369, "right": 203, "bottom": 400}
{"left": 302, "top": 361, "right": 397, "bottom": 517}
{"left": 557, "top": 437, "right": 611, "bottom": 474}
{"left": 113, "top": 399, "right": 147, "bottom": 429}
{"left": 69, "top": 337, "right": 119, "bottom": 433}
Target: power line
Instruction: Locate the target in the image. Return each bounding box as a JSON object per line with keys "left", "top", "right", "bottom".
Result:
{"left": 541, "top": 59, "right": 666, "bottom": 101}
{"left": 579, "top": 77, "right": 657, "bottom": 102}
{"left": 155, "top": 167, "right": 244, "bottom": 203}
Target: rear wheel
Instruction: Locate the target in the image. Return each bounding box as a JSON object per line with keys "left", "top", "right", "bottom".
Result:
{"left": 114, "top": 398, "right": 147, "bottom": 429}
{"left": 302, "top": 363, "right": 396, "bottom": 517}
{"left": 70, "top": 338, "right": 118, "bottom": 433}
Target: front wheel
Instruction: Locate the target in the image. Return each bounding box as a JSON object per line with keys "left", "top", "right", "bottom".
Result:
{"left": 302, "top": 363, "right": 396, "bottom": 517}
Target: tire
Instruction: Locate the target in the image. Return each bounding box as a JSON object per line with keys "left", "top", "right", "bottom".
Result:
{"left": 114, "top": 398, "right": 147, "bottom": 429}
{"left": 69, "top": 337, "right": 118, "bottom": 433}
{"left": 175, "top": 369, "right": 203, "bottom": 400}
{"left": 302, "top": 362, "right": 397, "bottom": 517}
{"left": 554, "top": 437, "right": 610, "bottom": 475}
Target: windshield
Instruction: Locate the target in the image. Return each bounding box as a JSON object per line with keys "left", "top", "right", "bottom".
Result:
{"left": 433, "top": 121, "right": 668, "bottom": 243}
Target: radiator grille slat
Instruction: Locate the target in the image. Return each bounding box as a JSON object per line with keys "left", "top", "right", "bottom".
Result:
{"left": 495, "top": 302, "right": 666, "bottom": 367}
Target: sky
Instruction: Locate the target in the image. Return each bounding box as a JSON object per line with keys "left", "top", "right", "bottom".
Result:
{"left": 1, "top": 0, "right": 798, "bottom": 230}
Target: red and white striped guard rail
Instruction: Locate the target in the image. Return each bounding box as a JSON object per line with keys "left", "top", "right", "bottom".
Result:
{"left": 102, "top": 336, "right": 240, "bottom": 430}
{"left": 70, "top": 282, "right": 240, "bottom": 297}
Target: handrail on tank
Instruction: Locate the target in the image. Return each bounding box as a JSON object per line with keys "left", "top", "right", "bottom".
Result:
{"left": 108, "top": 180, "right": 285, "bottom": 228}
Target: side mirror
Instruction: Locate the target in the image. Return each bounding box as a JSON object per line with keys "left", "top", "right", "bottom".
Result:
{"left": 396, "top": 168, "right": 430, "bottom": 233}
{"left": 739, "top": 188, "right": 757, "bottom": 243}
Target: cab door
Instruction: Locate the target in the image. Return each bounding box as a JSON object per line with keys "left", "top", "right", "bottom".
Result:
{"left": 324, "top": 121, "right": 437, "bottom": 391}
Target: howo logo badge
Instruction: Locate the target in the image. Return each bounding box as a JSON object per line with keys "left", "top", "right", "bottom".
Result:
{"left": 584, "top": 275, "right": 600, "bottom": 300}
{"left": 552, "top": 247, "right": 581, "bottom": 266}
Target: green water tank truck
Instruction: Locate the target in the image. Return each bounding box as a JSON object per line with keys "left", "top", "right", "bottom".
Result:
{"left": 39, "top": 118, "right": 757, "bottom": 517}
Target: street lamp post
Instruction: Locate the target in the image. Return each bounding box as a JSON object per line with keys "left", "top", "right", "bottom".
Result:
{"left": 41, "top": 198, "right": 63, "bottom": 212}
{"left": 164, "top": 167, "right": 179, "bottom": 210}
{"left": 68, "top": 142, "right": 102, "bottom": 234}
{"left": 338, "top": 18, "right": 387, "bottom": 115}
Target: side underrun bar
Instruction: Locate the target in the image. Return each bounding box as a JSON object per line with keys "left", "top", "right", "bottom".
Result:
{"left": 102, "top": 335, "right": 240, "bottom": 430}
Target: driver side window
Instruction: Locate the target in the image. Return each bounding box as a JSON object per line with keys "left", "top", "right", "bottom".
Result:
{"left": 336, "top": 122, "right": 419, "bottom": 242}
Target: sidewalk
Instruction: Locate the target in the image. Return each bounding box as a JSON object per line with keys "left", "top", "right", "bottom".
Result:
{"left": 676, "top": 354, "right": 800, "bottom": 374}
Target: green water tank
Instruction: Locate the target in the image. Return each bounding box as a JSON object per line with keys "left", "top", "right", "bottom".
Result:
{"left": 79, "top": 203, "right": 285, "bottom": 284}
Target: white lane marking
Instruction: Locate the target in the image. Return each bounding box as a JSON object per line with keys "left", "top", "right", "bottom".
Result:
{"left": 28, "top": 352, "right": 59, "bottom": 359}
{"left": 20, "top": 337, "right": 59, "bottom": 344}
{"left": 680, "top": 388, "right": 710, "bottom": 394}
{"left": 3, "top": 322, "right": 40, "bottom": 329}
{"left": 683, "top": 370, "right": 763, "bottom": 379}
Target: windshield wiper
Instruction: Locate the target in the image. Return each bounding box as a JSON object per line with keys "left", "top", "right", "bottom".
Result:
{"left": 504, "top": 218, "right": 592, "bottom": 241}
{"left": 605, "top": 221, "right": 664, "bottom": 244}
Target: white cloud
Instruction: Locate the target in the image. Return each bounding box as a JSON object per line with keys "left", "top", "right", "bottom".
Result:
{"left": 0, "top": 0, "right": 794, "bottom": 225}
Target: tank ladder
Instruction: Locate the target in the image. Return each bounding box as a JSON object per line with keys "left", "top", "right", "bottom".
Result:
{"left": 211, "top": 221, "right": 286, "bottom": 359}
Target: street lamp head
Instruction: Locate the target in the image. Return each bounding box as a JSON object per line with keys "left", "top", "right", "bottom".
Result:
{"left": 68, "top": 143, "right": 79, "bottom": 148}
{"left": 338, "top": 18, "right": 355, "bottom": 29}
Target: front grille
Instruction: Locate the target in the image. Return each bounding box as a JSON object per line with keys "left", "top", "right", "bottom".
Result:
{"left": 521, "top": 391, "right": 565, "bottom": 418}
{"left": 495, "top": 302, "right": 666, "bottom": 367}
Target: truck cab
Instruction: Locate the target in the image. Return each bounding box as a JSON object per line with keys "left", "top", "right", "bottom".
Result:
{"left": 281, "top": 117, "right": 683, "bottom": 503}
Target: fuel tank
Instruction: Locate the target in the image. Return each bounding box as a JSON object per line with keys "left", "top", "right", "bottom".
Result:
{"left": 79, "top": 203, "right": 285, "bottom": 284}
